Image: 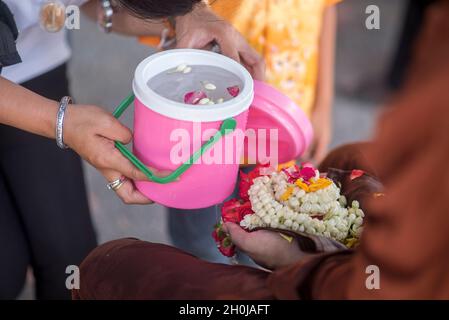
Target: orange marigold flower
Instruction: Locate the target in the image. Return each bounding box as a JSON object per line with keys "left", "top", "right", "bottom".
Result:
{"left": 295, "top": 179, "right": 310, "bottom": 192}
{"left": 308, "top": 178, "right": 332, "bottom": 192}
{"left": 280, "top": 186, "right": 295, "bottom": 201}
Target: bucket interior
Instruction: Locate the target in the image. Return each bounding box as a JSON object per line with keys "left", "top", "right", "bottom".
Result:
{"left": 132, "top": 49, "right": 254, "bottom": 122}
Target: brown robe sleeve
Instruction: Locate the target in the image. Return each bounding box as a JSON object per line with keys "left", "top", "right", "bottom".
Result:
{"left": 74, "top": 238, "right": 275, "bottom": 300}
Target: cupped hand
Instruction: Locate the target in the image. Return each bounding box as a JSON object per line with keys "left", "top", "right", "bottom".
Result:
{"left": 63, "top": 104, "right": 156, "bottom": 205}
{"left": 175, "top": 2, "right": 265, "bottom": 81}
{"left": 223, "top": 222, "right": 306, "bottom": 270}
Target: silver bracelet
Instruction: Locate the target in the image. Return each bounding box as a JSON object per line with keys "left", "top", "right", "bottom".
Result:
{"left": 56, "top": 96, "right": 72, "bottom": 149}
{"left": 98, "top": 0, "right": 114, "bottom": 33}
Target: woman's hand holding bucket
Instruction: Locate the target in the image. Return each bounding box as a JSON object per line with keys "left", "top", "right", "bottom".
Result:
{"left": 63, "top": 104, "right": 156, "bottom": 205}
{"left": 174, "top": 2, "right": 265, "bottom": 81}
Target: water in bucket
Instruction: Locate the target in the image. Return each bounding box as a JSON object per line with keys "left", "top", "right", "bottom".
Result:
{"left": 147, "top": 65, "right": 243, "bottom": 105}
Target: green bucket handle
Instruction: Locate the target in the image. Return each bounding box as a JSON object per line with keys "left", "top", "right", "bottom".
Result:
{"left": 112, "top": 93, "right": 237, "bottom": 184}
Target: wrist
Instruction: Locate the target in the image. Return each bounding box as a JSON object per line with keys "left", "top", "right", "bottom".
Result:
{"left": 62, "top": 103, "right": 82, "bottom": 149}
{"left": 41, "top": 99, "right": 59, "bottom": 139}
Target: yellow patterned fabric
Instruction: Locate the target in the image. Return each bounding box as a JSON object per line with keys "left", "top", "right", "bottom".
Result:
{"left": 211, "top": 0, "right": 340, "bottom": 117}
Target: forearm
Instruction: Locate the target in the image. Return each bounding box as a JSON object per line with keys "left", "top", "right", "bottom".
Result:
{"left": 0, "top": 77, "right": 58, "bottom": 139}
{"left": 315, "top": 6, "right": 337, "bottom": 113}
{"left": 81, "top": 1, "right": 165, "bottom": 37}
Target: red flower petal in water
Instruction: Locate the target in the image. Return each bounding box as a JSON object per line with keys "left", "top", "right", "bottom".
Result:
{"left": 299, "top": 167, "right": 316, "bottom": 182}
{"left": 184, "top": 91, "right": 207, "bottom": 105}
{"left": 350, "top": 169, "right": 365, "bottom": 180}
{"left": 227, "top": 85, "right": 240, "bottom": 97}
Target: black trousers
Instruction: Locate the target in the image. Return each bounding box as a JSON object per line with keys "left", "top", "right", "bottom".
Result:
{"left": 0, "top": 64, "right": 97, "bottom": 299}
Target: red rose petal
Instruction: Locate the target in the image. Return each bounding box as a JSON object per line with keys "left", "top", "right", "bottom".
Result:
{"left": 221, "top": 199, "right": 253, "bottom": 223}
{"left": 300, "top": 167, "right": 316, "bottom": 182}
{"left": 238, "top": 164, "right": 272, "bottom": 200}
{"left": 184, "top": 91, "right": 207, "bottom": 105}
{"left": 239, "top": 171, "right": 251, "bottom": 201}
{"left": 212, "top": 223, "right": 226, "bottom": 242}
{"left": 218, "top": 241, "right": 235, "bottom": 257}
{"left": 350, "top": 169, "right": 365, "bottom": 180}
{"left": 282, "top": 168, "right": 301, "bottom": 183}
{"left": 227, "top": 85, "right": 240, "bottom": 97}
{"left": 212, "top": 229, "right": 220, "bottom": 242}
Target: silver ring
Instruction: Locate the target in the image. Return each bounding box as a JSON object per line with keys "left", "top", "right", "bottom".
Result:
{"left": 107, "top": 176, "right": 126, "bottom": 191}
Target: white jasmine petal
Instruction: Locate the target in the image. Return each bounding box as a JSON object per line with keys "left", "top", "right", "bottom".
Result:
{"left": 289, "top": 197, "right": 299, "bottom": 208}
{"left": 356, "top": 209, "right": 365, "bottom": 218}
{"left": 204, "top": 83, "right": 217, "bottom": 90}
{"left": 199, "top": 98, "right": 210, "bottom": 105}
{"left": 292, "top": 222, "right": 299, "bottom": 231}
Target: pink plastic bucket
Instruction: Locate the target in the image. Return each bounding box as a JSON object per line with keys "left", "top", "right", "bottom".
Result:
{"left": 131, "top": 49, "right": 254, "bottom": 209}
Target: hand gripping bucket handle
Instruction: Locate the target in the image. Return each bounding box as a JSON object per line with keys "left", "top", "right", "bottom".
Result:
{"left": 112, "top": 94, "right": 237, "bottom": 184}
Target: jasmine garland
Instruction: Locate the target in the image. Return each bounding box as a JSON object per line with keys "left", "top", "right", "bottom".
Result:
{"left": 241, "top": 170, "right": 364, "bottom": 243}
{"left": 213, "top": 165, "right": 366, "bottom": 257}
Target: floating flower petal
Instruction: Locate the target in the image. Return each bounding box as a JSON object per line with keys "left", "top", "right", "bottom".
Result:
{"left": 184, "top": 91, "right": 207, "bottom": 105}
{"left": 227, "top": 85, "right": 240, "bottom": 97}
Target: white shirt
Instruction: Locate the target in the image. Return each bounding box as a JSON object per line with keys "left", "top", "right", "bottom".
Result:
{"left": 2, "top": 0, "right": 87, "bottom": 84}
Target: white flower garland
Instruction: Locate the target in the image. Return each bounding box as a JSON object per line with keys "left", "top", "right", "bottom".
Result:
{"left": 240, "top": 171, "right": 364, "bottom": 244}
